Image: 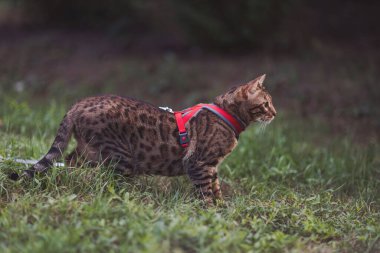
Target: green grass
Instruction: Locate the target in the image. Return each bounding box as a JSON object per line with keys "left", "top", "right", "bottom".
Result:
{"left": 0, "top": 96, "right": 379, "bottom": 253}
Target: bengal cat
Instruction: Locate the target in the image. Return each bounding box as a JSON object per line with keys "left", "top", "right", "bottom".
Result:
{"left": 16, "top": 74, "right": 276, "bottom": 205}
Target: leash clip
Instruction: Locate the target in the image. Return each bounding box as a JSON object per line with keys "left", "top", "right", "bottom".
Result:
{"left": 179, "top": 132, "right": 189, "bottom": 147}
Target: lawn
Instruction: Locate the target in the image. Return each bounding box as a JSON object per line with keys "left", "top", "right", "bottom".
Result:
{"left": 0, "top": 95, "right": 379, "bottom": 253}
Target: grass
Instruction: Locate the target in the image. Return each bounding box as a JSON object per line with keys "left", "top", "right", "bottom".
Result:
{"left": 0, "top": 95, "right": 379, "bottom": 253}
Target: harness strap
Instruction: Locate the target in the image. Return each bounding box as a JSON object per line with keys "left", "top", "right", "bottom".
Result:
{"left": 174, "top": 103, "right": 245, "bottom": 148}
{"left": 200, "top": 104, "right": 245, "bottom": 134}
{"left": 174, "top": 112, "right": 190, "bottom": 147}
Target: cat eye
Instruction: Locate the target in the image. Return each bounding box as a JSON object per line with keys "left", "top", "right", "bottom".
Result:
{"left": 264, "top": 102, "right": 269, "bottom": 108}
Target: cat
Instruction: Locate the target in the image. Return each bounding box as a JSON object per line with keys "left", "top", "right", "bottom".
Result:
{"left": 15, "top": 74, "right": 276, "bottom": 205}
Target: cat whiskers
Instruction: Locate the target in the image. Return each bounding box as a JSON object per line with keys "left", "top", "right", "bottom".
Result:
{"left": 258, "top": 122, "right": 265, "bottom": 133}
{"left": 257, "top": 120, "right": 270, "bottom": 133}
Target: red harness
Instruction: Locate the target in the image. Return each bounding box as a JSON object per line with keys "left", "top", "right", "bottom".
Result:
{"left": 174, "top": 103, "right": 245, "bottom": 148}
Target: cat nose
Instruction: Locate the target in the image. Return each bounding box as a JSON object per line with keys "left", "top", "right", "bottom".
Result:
{"left": 272, "top": 109, "right": 277, "bottom": 116}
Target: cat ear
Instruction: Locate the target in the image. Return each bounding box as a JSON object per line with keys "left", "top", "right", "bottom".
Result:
{"left": 257, "top": 74, "right": 266, "bottom": 85}
{"left": 247, "top": 74, "right": 266, "bottom": 92}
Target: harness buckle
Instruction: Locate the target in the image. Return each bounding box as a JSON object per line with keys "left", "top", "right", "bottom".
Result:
{"left": 178, "top": 132, "right": 189, "bottom": 147}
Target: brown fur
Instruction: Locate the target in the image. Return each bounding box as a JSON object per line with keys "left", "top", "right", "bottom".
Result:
{"left": 22, "top": 74, "right": 276, "bottom": 205}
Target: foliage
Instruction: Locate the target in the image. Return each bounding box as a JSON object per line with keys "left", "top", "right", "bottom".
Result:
{"left": 0, "top": 96, "right": 379, "bottom": 252}
{"left": 12, "top": 0, "right": 139, "bottom": 31}
{"left": 10, "top": 0, "right": 296, "bottom": 49}
{"left": 173, "top": 0, "right": 294, "bottom": 50}
{"left": 7, "top": 0, "right": 379, "bottom": 50}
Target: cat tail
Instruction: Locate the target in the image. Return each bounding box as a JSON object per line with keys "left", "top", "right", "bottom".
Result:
{"left": 22, "top": 114, "right": 74, "bottom": 178}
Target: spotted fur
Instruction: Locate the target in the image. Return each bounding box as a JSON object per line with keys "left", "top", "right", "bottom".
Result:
{"left": 21, "top": 74, "right": 276, "bottom": 205}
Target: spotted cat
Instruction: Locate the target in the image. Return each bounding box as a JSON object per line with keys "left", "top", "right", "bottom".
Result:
{"left": 19, "top": 74, "right": 276, "bottom": 205}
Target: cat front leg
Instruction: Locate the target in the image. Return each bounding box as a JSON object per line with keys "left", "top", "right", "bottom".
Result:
{"left": 187, "top": 166, "right": 219, "bottom": 205}
{"left": 211, "top": 172, "right": 222, "bottom": 200}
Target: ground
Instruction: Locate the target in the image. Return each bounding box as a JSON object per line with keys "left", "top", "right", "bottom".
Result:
{"left": 0, "top": 27, "right": 379, "bottom": 252}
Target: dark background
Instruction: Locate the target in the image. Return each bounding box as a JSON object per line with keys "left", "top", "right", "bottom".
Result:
{"left": 0, "top": 0, "right": 379, "bottom": 141}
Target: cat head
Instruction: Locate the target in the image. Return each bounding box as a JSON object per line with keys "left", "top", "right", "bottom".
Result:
{"left": 214, "top": 74, "right": 276, "bottom": 125}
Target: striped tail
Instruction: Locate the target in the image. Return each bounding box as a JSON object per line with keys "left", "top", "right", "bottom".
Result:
{"left": 23, "top": 114, "right": 73, "bottom": 178}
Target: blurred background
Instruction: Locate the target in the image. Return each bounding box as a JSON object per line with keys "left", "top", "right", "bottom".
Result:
{"left": 0, "top": 0, "right": 379, "bottom": 142}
